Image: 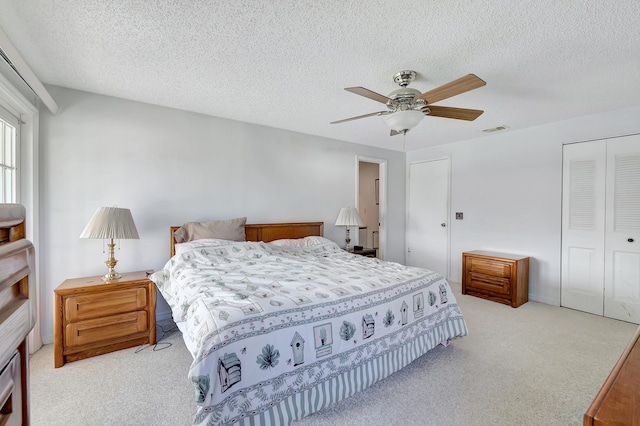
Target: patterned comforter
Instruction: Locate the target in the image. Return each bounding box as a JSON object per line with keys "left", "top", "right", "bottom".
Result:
{"left": 151, "top": 238, "right": 467, "bottom": 425}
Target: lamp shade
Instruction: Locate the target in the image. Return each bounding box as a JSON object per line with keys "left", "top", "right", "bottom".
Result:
{"left": 383, "top": 110, "right": 424, "bottom": 132}
{"left": 79, "top": 207, "right": 139, "bottom": 240}
{"left": 334, "top": 207, "right": 364, "bottom": 227}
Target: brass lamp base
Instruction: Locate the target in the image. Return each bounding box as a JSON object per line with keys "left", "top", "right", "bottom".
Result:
{"left": 102, "top": 270, "right": 122, "bottom": 281}
{"left": 102, "top": 239, "right": 121, "bottom": 281}
{"left": 345, "top": 228, "right": 353, "bottom": 252}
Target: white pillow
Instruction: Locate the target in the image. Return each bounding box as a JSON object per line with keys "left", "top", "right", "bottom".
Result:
{"left": 268, "top": 238, "right": 305, "bottom": 248}
{"left": 175, "top": 238, "right": 235, "bottom": 255}
{"left": 301, "top": 236, "right": 334, "bottom": 246}
{"left": 268, "top": 236, "right": 335, "bottom": 248}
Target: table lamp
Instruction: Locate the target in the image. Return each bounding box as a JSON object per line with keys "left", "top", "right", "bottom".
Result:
{"left": 335, "top": 206, "right": 363, "bottom": 251}
{"left": 80, "top": 206, "right": 139, "bottom": 281}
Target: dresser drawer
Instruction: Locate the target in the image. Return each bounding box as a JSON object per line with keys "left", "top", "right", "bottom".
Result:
{"left": 65, "top": 311, "right": 148, "bottom": 347}
{"left": 467, "top": 272, "right": 511, "bottom": 295}
{"left": 65, "top": 287, "right": 147, "bottom": 322}
{"left": 468, "top": 257, "right": 511, "bottom": 278}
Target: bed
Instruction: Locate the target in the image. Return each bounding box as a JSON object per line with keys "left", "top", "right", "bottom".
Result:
{"left": 150, "top": 220, "right": 467, "bottom": 425}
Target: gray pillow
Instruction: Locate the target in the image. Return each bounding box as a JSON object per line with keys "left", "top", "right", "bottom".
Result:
{"left": 174, "top": 217, "right": 247, "bottom": 243}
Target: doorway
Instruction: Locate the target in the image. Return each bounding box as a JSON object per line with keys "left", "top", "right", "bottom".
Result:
{"left": 357, "top": 157, "right": 386, "bottom": 259}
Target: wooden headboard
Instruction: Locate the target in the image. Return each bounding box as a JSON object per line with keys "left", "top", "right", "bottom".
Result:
{"left": 169, "top": 221, "right": 324, "bottom": 257}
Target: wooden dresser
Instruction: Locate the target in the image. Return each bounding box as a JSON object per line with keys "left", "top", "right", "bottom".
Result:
{"left": 584, "top": 325, "right": 640, "bottom": 425}
{"left": 0, "top": 204, "right": 36, "bottom": 425}
{"left": 54, "top": 271, "right": 156, "bottom": 367}
{"left": 462, "top": 250, "right": 529, "bottom": 308}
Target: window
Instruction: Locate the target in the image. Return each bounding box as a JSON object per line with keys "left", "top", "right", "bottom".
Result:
{"left": 0, "top": 105, "right": 18, "bottom": 203}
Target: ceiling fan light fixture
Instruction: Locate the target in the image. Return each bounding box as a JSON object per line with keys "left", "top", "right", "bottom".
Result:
{"left": 332, "top": 72, "right": 485, "bottom": 137}
{"left": 383, "top": 110, "right": 424, "bottom": 132}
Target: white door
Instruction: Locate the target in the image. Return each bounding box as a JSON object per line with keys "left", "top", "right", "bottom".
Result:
{"left": 407, "top": 159, "right": 450, "bottom": 277}
{"left": 561, "top": 134, "right": 640, "bottom": 324}
{"left": 561, "top": 141, "right": 607, "bottom": 316}
{"left": 604, "top": 134, "right": 640, "bottom": 323}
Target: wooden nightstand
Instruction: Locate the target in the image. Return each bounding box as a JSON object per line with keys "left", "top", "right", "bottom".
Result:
{"left": 351, "top": 247, "right": 377, "bottom": 258}
{"left": 462, "top": 251, "right": 529, "bottom": 308}
{"left": 53, "top": 271, "right": 156, "bottom": 368}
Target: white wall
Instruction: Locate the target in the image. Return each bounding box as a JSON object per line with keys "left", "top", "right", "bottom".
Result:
{"left": 38, "top": 86, "right": 406, "bottom": 344}
{"left": 407, "top": 104, "right": 640, "bottom": 306}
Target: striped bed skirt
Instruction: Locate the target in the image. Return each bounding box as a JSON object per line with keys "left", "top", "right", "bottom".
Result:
{"left": 205, "top": 315, "right": 467, "bottom": 426}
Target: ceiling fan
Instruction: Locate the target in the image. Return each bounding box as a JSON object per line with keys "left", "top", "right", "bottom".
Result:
{"left": 331, "top": 70, "right": 486, "bottom": 136}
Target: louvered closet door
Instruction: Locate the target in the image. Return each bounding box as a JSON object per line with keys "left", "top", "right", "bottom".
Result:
{"left": 561, "top": 141, "right": 606, "bottom": 316}
{"left": 604, "top": 134, "right": 640, "bottom": 323}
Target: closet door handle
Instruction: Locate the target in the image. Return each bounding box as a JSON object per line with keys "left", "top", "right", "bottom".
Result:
{"left": 628, "top": 238, "right": 635, "bottom": 243}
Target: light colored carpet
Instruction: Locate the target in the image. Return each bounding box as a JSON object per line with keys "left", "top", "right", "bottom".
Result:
{"left": 30, "top": 282, "right": 638, "bottom": 426}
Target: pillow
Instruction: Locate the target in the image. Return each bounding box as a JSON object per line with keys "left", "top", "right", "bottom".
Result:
{"left": 301, "top": 236, "right": 334, "bottom": 246}
{"left": 268, "top": 236, "right": 334, "bottom": 248}
{"left": 268, "top": 238, "right": 305, "bottom": 248}
{"left": 175, "top": 238, "right": 235, "bottom": 255}
{"left": 174, "top": 217, "right": 247, "bottom": 243}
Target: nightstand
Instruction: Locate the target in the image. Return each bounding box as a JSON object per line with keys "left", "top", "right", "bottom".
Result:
{"left": 53, "top": 270, "right": 156, "bottom": 368}
{"left": 351, "top": 247, "right": 377, "bottom": 258}
{"left": 462, "top": 251, "right": 529, "bottom": 308}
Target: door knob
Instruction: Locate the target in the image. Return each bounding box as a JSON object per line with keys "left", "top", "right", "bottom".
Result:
{"left": 441, "top": 223, "right": 446, "bottom": 227}
{"left": 628, "top": 238, "right": 635, "bottom": 243}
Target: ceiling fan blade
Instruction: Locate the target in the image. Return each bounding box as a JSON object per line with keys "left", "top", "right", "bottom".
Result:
{"left": 415, "top": 74, "right": 486, "bottom": 104}
{"left": 425, "top": 105, "right": 484, "bottom": 121}
{"left": 345, "top": 87, "right": 393, "bottom": 104}
{"left": 330, "top": 111, "right": 388, "bottom": 124}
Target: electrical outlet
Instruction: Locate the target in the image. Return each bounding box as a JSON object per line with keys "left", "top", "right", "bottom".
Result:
{"left": 455, "top": 212, "right": 463, "bottom": 220}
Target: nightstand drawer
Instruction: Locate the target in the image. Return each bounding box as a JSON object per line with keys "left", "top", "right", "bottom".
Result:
{"left": 65, "top": 287, "right": 147, "bottom": 322}
{"left": 468, "top": 258, "right": 511, "bottom": 278}
{"left": 467, "top": 272, "right": 511, "bottom": 295}
{"left": 65, "top": 311, "right": 148, "bottom": 347}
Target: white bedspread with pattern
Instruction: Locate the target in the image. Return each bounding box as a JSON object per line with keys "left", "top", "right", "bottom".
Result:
{"left": 151, "top": 238, "right": 467, "bottom": 425}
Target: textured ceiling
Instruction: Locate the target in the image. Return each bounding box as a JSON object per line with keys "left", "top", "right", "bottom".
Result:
{"left": 1, "top": 1, "right": 639, "bottom": 152}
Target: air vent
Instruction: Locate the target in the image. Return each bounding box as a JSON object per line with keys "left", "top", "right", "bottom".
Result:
{"left": 482, "top": 125, "right": 509, "bottom": 133}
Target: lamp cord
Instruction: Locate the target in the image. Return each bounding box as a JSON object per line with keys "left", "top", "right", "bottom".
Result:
{"left": 135, "top": 321, "right": 179, "bottom": 353}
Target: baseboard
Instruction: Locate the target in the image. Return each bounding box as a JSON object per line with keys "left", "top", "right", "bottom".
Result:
{"left": 529, "top": 294, "right": 560, "bottom": 306}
